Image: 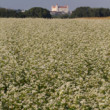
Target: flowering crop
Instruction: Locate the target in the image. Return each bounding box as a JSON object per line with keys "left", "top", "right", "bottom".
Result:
{"left": 0, "top": 18, "right": 110, "bottom": 110}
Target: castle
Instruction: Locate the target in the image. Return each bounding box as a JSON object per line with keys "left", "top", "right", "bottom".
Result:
{"left": 51, "top": 4, "right": 69, "bottom": 13}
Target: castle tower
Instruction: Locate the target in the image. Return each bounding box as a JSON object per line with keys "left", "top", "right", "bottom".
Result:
{"left": 51, "top": 4, "right": 58, "bottom": 12}
{"left": 51, "top": 4, "right": 69, "bottom": 13}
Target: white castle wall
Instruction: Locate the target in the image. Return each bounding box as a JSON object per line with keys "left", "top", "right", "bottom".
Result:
{"left": 51, "top": 4, "right": 69, "bottom": 13}
{"left": 58, "top": 7, "right": 68, "bottom": 13}
{"left": 51, "top": 4, "right": 58, "bottom": 12}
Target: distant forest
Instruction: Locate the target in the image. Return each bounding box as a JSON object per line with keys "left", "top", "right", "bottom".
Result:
{"left": 0, "top": 7, "right": 51, "bottom": 18}
{"left": 71, "top": 7, "right": 110, "bottom": 18}
{"left": 0, "top": 7, "right": 110, "bottom": 18}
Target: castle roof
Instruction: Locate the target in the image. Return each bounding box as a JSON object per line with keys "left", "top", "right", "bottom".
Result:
{"left": 52, "top": 4, "right": 68, "bottom": 9}
{"left": 52, "top": 6, "right": 56, "bottom": 8}
{"left": 58, "top": 6, "right": 68, "bottom": 8}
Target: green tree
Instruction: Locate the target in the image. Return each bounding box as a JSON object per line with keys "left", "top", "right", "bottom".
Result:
{"left": 71, "top": 7, "right": 110, "bottom": 18}
{"left": 25, "top": 7, "right": 51, "bottom": 18}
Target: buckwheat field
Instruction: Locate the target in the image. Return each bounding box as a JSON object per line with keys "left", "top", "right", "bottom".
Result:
{"left": 0, "top": 18, "right": 110, "bottom": 110}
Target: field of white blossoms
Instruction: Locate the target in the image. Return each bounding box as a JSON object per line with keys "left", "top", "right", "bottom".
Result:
{"left": 0, "top": 18, "right": 110, "bottom": 110}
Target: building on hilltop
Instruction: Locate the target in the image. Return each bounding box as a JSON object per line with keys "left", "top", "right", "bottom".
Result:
{"left": 50, "top": 4, "right": 69, "bottom": 15}
{"left": 15, "top": 9, "right": 26, "bottom": 13}
{"left": 51, "top": 4, "right": 69, "bottom": 13}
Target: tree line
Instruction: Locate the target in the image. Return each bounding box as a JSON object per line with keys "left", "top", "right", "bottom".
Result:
{"left": 71, "top": 7, "right": 110, "bottom": 18}
{"left": 0, "top": 7, "right": 110, "bottom": 18}
{"left": 0, "top": 7, "right": 51, "bottom": 18}
{"left": 55, "top": 7, "right": 110, "bottom": 18}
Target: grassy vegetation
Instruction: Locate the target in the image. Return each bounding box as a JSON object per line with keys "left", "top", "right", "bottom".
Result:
{"left": 78, "top": 16, "right": 110, "bottom": 19}
{"left": 0, "top": 18, "right": 110, "bottom": 110}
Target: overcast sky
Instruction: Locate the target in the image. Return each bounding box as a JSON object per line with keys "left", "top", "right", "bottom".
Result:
{"left": 0, "top": 0, "right": 110, "bottom": 11}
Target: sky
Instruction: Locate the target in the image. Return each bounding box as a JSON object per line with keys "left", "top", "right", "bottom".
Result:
{"left": 0, "top": 0, "right": 110, "bottom": 11}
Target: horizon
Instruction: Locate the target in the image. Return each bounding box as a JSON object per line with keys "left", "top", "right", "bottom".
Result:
{"left": 0, "top": 0, "right": 110, "bottom": 11}
{"left": 1, "top": 5, "right": 110, "bottom": 12}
